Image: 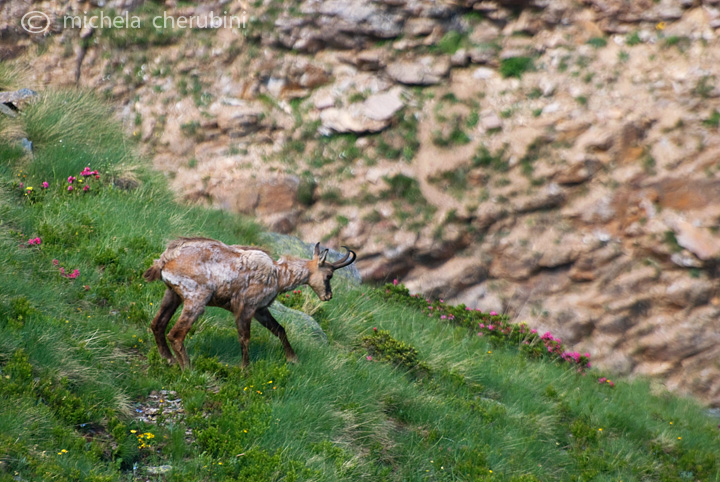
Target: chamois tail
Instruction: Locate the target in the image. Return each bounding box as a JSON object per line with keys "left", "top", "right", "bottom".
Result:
{"left": 143, "top": 261, "right": 162, "bottom": 282}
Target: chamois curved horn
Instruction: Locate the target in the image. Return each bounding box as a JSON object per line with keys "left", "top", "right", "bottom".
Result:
{"left": 313, "top": 242, "right": 321, "bottom": 257}
{"left": 329, "top": 246, "right": 356, "bottom": 269}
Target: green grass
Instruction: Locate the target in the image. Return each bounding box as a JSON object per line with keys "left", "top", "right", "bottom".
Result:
{"left": 499, "top": 57, "right": 535, "bottom": 79}
{"left": 1, "top": 83, "right": 720, "bottom": 481}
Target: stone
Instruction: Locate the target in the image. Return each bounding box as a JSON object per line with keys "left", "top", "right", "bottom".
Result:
{"left": 555, "top": 157, "right": 601, "bottom": 185}
{"left": 273, "top": 0, "right": 405, "bottom": 52}
{"left": 665, "top": 215, "right": 720, "bottom": 261}
{"left": 256, "top": 176, "right": 300, "bottom": 216}
{"left": 146, "top": 466, "right": 173, "bottom": 476}
{"left": 665, "top": 278, "right": 713, "bottom": 308}
{"left": 450, "top": 48, "right": 470, "bottom": 67}
{"left": 481, "top": 113, "right": 503, "bottom": 131}
{"left": 514, "top": 183, "right": 566, "bottom": 213}
{"left": 405, "top": 17, "right": 436, "bottom": 36}
{"left": 209, "top": 100, "right": 264, "bottom": 138}
{"left": 319, "top": 88, "right": 404, "bottom": 134}
{"left": 386, "top": 55, "right": 451, "bottom": 85}
{"left": 473, "top": 67, "right": 496, "bottom": 80}
{"left": 468, "top": 46, "right": 498, "bottom": 65}
{"left": 489, "top": 248, "right": 540, "bottom": 281}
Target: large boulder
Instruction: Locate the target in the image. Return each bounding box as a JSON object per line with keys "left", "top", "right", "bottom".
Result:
{"left": 269, "top": 302, "right": 327, "bottom": 343}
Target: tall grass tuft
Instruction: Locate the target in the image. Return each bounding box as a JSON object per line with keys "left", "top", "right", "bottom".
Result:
{"left": 22, "top": 89, "right": 133, "bottom": 180}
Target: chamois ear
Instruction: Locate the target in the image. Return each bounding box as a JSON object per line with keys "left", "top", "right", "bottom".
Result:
{"left": 313, "top": 242, "right": 321, "bottom": 257}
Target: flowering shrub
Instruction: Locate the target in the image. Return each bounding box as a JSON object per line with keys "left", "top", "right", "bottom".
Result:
{"left": 598, "top": 377, "right": 615, "bottom": 388}
{"left": 67, "top": 166, "right": 100, "bottom": 194}
{"left": 278, "top": 289, "right": 305, "bottom": 311}
{"left": 382, "top": 281, "right": 595, "bottom": 375}
{"left": 53, "top": 259, "right": 79, "bottom": 279}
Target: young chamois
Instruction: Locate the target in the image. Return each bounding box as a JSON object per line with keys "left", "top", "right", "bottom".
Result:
{"left": 143, "top": 237, "right": 356, "bottom": 369}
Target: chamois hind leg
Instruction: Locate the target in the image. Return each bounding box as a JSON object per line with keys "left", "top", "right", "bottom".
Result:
{"left": 254, "top": 307, "right": 298, "bottom": 364}
{"left": 150, "top": 289, "right": 182, "bottom": 364}
{"left": 167, "top": 297, "right": 208, "bottom": 370}
{"left": 234, "top": 308, "right": 254, "bottom": 369}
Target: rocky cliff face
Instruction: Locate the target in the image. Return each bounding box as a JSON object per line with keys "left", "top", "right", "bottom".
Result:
{"left": 5, "top": 0, "right": 720, "bottom": 404}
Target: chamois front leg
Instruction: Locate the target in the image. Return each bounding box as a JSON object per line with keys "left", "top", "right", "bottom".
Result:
{"left": 150, "top": 289, "right": 182, "bottom": 365}
{"left": 166, "top": 295, "right": 209, "bottom": 370}
{"left": 255, "top": 306, "right": 298, "bottom": 364}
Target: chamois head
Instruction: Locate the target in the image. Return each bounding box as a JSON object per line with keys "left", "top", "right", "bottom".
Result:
{"left": 308, "top": 243, "right": 357, "bottom": 301}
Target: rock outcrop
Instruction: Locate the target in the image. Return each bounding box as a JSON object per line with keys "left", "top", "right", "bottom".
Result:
{"left": 9, "top": 0, "right": 720, "bottom": 404}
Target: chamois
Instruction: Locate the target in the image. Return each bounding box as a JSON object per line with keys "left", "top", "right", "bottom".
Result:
{"left": 143, "top": 237, "right": 356, "bottom": 369}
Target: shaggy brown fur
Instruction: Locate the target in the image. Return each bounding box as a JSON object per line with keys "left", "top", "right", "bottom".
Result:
{"left": 144, "top": 237, "right": 356, "bottom": 369}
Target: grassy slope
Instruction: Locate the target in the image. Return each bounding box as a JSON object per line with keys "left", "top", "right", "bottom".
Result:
{"left": 1, "top": 82, "right": 720, "bottom": 482}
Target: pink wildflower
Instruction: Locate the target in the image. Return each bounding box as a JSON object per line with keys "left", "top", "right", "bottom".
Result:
{"left": 68, "top": 186, "right": 74, "bottom": 192}
{"left": 366, "top": 355, "right": 372, "bottom": 361}
{"left": 67, "top": 176, "right": 76, "bottom": 184}
{"left": 490, "top": 311, "right": 498, "bottom": 316}
{"left": 440, "top": 315, "right": 447, "bottom": 320}
{"left": 41, "top": 181, "right": 49, "bottom": 188}
{"left": 52, "top": 259, "right": 59, "bottom": 265}
{"left": 393, "top": 279, "right": 398, "bottom": 286}
{"left": 83, "top": 185, "right": 89, "bottom": 192}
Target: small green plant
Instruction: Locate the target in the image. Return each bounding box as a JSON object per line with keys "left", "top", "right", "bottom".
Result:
{"left": 437, "top": 30, "right": 466, "bottom": 55}
{"left": 180, "top": 121, "right": 202, "bottom": 141}
{"left": 297, "top": 173, "right": 317, "bottom": 206}
{"left": 361, "top": 329, "right": 430, "bottom": 374}
{"left": 664, "top": 230, "right": 683, "bottom": 253}
{"left": 432, "top": 122, "right": 471, "bottom": 147}
{"left": 382, "top": 174, "right": 424, "bottom": 204}
{"left": 643, "top": 153, "right": 657, "bottom": 175}
{"left": 527, "top": 87, "right": 543, "bottom": 99}
{"left": 499, "top": 56, "right": 535, "bottom": 79}
{"left": 473, "top": 144, "right": 509, "bottom": 172}
{"left": 663, "top": 35, "right": 690, "bottom": 50}
{"left": 702, "top": 110, "right": 720, "bottom": 128}
{"left": 626, "top": 31, "right": 642, "bottom": 46}
{"left": 694, "top": 76, "right": 716, "bottom": 98}
{"left": 586, "top": 37, "right": 607, "bottom": 48}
